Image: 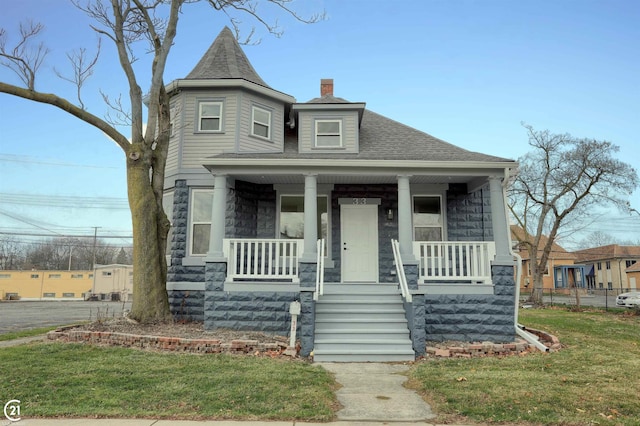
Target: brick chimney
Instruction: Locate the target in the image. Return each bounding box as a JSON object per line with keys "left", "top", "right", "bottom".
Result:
{"left": 320, "top": 78, "right": 334, "bottom": 97}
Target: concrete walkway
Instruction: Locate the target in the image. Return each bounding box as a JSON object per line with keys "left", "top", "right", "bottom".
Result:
{"left": 319, "top": 363, "right": 436, "bottom": 423}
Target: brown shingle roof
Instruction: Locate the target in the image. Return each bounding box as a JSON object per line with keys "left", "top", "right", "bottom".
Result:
{"left": 510, "top": 225, "right": 575, "bottom": 260}
{"left": 573, "top": 244, "right": 640, "bottom": 263}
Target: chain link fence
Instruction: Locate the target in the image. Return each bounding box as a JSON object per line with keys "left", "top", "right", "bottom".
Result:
{"left": 520, "top": 288, "right": 637, "bottom": 311}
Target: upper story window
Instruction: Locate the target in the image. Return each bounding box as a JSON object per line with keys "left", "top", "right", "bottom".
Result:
{"left": 190, "top": 189, "right": 214, "bottom": 256}
{"left": 413, "top": 196, "right": 443, "bottom": 241}
{"left": 198, "top": 101, "right": 223, "bottom": 132}
{"left": 251, "top": 106, "right": 271, "bottom": 139}
{"left": 315, "top": 119, "right": 342, "bottom": 148}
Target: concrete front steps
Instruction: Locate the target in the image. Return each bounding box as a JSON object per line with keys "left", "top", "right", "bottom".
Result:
{"left": 313, "top": 282, "right": 415, "bottom": 362}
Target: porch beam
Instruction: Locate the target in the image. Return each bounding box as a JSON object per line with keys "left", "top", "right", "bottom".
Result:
{"left": 488, "top": 175, "right": 514, "bottom": 265}
{"left": 397, "top": 175, "right": 416, "bottom": 262}
{"left": 301, "top": 174, "right": 318, "bottom": 262}
{"left": 205, "top": 174, "right": 228, "bottom": 262}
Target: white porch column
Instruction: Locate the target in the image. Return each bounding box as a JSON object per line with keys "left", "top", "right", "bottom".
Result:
{"left": 205, "top": 174, "right": 228, "bottom": 261}
{"left": 301, "top": 174, "right": 318, "bottom": 262}
{"left": 489, "top": 175, "right": 514, "bottom": 265}
{"left": 397, "top": 175, "right": 416, "bottom": 262}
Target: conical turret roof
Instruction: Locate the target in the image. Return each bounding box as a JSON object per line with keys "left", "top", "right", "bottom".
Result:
{"left": 186, "top": 26, "right": 270, "bottom": 88}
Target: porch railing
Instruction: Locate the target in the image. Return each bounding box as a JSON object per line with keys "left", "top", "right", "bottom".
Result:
{"left": 413, "top": 241, "right": 496, "bottom": 284}
{"left": 224, "top": 238, "right": 303, "bottom": 282}
{"left": 391, "top": 239, "right": 412, "bottom": 302}
{"left": 314, "top": 239, "right": 326, "bottom": 301}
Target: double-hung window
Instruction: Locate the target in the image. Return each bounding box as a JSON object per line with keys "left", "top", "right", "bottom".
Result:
{"left": 251, "top": 106, "right": 271, "bottom": 139}
{"left": 315, "top": 119, "right": 342, "bottom": 148}
{"left": 412, "top": 196, "right": 443, "bottom": 241}
{"left": 190, "top": 189, "right": 214, "bottom": 256}
{"left": 198, "top": 101, "right": 222, "bottom": 132}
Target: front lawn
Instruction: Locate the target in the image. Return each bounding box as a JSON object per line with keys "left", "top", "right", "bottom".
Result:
{"left": 0, "top": 343, "right": 337, "bottom": 421}
{"left": 409, "top": 308, "right": 640, "bottom": 425}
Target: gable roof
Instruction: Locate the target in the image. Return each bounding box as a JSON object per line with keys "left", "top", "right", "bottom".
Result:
{"left": 627, "top": 261, "right": 640, "bottom": 273}
{"left": 573, "top": 244, "right": 640, "bottom": 263}
{"left": 510, "top": 225, "right": 576, "bottom": 260}
{"left": 186, "top": 26, "right": 270, "bottom": 88}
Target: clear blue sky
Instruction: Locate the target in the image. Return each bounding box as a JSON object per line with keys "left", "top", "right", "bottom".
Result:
{"left": 1, "top": 0, "right": 639, "bottom": 249}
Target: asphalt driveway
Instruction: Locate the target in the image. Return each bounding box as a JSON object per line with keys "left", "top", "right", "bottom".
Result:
{"left": 0, "top": 301, "right": 131, "bottom": 334}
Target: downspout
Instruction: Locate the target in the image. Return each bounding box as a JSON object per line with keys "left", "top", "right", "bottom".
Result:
{"left": 501, "top": 168, "right": 548, "bottom": 352}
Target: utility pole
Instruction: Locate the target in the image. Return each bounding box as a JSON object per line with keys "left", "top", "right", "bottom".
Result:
{"left": 91, "top": 227, "right": 100, "bottom": 297}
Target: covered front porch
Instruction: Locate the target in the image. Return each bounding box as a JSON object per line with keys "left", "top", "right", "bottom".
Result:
{"left": 166, "top": 163, "right": 518, "bottom": 361}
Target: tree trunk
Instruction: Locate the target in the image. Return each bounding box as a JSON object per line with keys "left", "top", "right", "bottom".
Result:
{"left": 126, "top": 148, "right": 172, "bottom": 323}
{"left": 530, "top": 273, "right": 544, "bottom": 305}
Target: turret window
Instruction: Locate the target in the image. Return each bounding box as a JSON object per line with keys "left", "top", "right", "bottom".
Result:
{"left": 251, "top": 106, "right": 271, "bottom": 139}
{"left": 197, "top": 101, "right": 223, "bottom": 132}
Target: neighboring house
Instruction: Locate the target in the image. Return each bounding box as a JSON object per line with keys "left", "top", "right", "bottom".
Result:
{"left": 0, "top": 270, "right": 93, "bottom": 300}
{"left": 92, "top": 264, "right": 134, "bottom": 301}
{"left": 510, "top": 226, "right": 579, "bottom": 293}
{"left": 163, "top": 27, "right": 519, "bottom": 361}
{"left": 625, "top": 261, "right": 640, "bottom": 291}
{"left": 573, "top": 245, "right": 640, "bottom": 291}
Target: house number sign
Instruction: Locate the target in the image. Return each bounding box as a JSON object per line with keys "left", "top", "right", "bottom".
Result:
{"left": 338, "top": 197, "right": 381, "bottom": 206}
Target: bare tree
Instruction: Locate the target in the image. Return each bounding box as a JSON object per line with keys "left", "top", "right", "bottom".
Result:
{"left": 0, "top": 237, "right": 24, "bottom": 270}
{"left": 0, "top": 0, "right": 323, "bottom": 323}
{"left": 508, "top": 124, "right": 638, "bottom": 305}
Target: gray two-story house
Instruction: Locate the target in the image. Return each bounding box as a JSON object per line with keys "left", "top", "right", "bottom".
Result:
{"left": 164, "top": 27, "right": 519, "bottom": 361}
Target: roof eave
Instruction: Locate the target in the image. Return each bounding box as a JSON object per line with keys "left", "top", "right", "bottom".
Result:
{"left": 203, "top": 158, "right": 517, "bottom": 175}
{"left": 166, "top": 79, "right": 296, "bottom": 104}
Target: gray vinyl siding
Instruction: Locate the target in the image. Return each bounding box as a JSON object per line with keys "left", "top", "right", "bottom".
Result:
{"left": 298, "top": 110, "right": 359, "bottom": 154}
{"left": 179, "top": 90, "right": 239, "bottom": 169}
{"left": 166, "top": 95, "right": 184, "bottom": 173}
{"left": 237, "top": 93, "right": 285, "bottom": 152}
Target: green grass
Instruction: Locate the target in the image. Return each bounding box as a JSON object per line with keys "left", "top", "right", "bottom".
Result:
{"left": 409, "top": 308, "right": 640, "bottom": 425}
{"left": 0, "top": 343, "right": 337, "bottom": 420}
{"left": 0, "top": 326, "right": 61, "bottom": 341}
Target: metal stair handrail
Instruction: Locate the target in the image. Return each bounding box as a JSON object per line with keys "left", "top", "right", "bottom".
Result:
{"left": 314, "top": 238, "right": 325, "bottom": 301}
{"left": 391, "top": 239, "right": 412, "bottom": 303}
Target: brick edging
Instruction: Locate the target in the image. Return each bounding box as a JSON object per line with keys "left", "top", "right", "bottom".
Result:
{"left": 426, "top": 328, "right": 561, "bottom": 358}
{"left": 47, "top": 329, "right": 291, "bottom": 355}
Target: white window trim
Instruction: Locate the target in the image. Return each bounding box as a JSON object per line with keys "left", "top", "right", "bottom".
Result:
{"left": 411, "top": 194, "right": 446, "bottom": 242}
{"left": 188, "top": 188, "right": 214, "bottom": 257}
{"left": 196, "top": 100, "right": 223, "bottom": 132}
{"left": 251, "top": 105, "right": 272, "bottom": 140}
{"left": 314, "top": 119, "right": 343, "bottom": 148}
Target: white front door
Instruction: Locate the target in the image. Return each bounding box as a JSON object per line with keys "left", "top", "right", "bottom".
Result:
{"left": 341, "top": 204, "right": 379, "bottom": 282}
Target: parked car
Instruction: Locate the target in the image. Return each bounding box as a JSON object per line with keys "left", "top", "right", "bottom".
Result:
{"left": 616, "top": 292, "right": 640, "bottom": 308}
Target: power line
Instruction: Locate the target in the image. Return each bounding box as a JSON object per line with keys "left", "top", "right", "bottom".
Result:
{"left": 0, "top": 231, "right": 132, "bottom": 239}
{"left": 1, "top": 193, "right": 129, "bottom": 209}
{"left": 0, "top": 153, "right": 120, "bottom": 170}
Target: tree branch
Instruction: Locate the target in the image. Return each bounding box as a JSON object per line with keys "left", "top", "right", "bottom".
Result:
{"left": 0, "top": 82, "right": 130, "bottom": 151}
